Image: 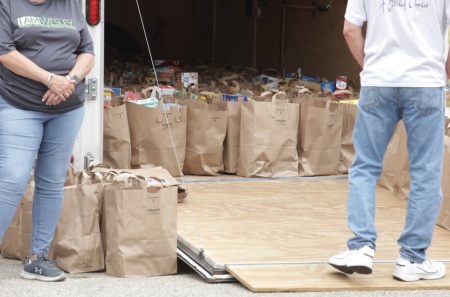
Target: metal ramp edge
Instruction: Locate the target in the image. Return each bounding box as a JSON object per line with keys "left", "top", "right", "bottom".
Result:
{"left": 177, "top": 235, "right": 235, "bottom": 283}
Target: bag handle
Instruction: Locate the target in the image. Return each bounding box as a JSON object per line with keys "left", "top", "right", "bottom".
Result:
{"left": 100, "top": 170, "right": 117, "bottom": 183}
{"left": 261, "top": 91, "right": 274, "bottom": 98}
{"left": 219, "top": 74, "right": 239, "bottom": 85}
{"left": 75, "top": 171, "right": 92, "bottom": 186}
{"left": 230, "top": 80, "right": 240, "bottom": 93}
{"left": 64, "top": 164, "right": 76, "bottom": 186}
{"left": 112, "top": 172, "right": 145, "bottom": 188}
{"left": 141, "top": 87, "right": 153, "bottom": 98}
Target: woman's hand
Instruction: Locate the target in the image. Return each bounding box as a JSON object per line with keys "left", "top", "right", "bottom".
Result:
{"left": 42, "top": 74, "right": 75, "bottom": 105}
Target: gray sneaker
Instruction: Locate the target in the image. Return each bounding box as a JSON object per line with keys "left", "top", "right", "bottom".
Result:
{"left": 20, "top": 254, "right": 66, "bottom": 282}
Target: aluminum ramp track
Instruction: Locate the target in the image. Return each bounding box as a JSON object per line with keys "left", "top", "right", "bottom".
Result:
{"left": 177, "top": 237, "right": 235, "bottom": 283}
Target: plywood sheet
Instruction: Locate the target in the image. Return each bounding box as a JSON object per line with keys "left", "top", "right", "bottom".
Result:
{"left": 177, "top": 179, "right": 450, "bottom": 291}
{"left": 226, "top": 263, "right": 450, "bottom": 292}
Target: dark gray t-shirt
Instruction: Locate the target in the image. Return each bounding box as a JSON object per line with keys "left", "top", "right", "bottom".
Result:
{"left": 0, "top": 0, "right": 95, "bottom": 113}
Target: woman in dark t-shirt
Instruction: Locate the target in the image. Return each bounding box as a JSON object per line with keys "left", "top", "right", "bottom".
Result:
{"left": 0, "top": 0, "right": 95, "bottom": 281}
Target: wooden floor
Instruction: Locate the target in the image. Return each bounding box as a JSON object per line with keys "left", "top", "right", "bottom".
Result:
{"left": 177, "top": 179, "right": 450, "bottom": 292}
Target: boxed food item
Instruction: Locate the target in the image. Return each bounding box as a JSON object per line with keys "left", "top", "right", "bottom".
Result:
{"left": 222, "top": 94, "right": 250, "bottom": 102}
{"left": 320, "top": 82, "right": 336, "bottom": 93}
{"left": 104, "top": 85, "right": 121, "bottom": 97}
{"left": 181, "top": 72, "right": 198, "bottom": 90}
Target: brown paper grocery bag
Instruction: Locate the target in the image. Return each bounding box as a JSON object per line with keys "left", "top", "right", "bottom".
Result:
{"left": 338, "top": 102, "right": 358, "bottom": 174}
{"left": 446, "top": 116, "right": 450, "bottom": 136}
{"left": 0, "top": 196, "right": 24, "bottom": 260}
{"left": 437, "top": 136, "right": 450, "bottom": 230}
{"left": 104, "top": 172, "right": 177, "bottom": 277}
{"left": 103, "top": 103, "right": 132, "bottom": 169}
{"left": 183, "top": 95, "right": 227, "bottom": 175}
{"left": 238, "top": 92, "right": 299, "bottom": 177}
{"left": 85, "top": 162, "right": 116, "bottom": 224}
{"left": 379, "top": 118, "right": 449, "bottom": 201}
{"left": 84, "top": 164, "right": 117, "bottom": 256}
{"left": 20, "top": 183, "right": 34, "bottom": 263}
{"left": 298, "top": 97, "right": 343, "bottom": 176}
{"left": 223, "top": 101, "right": 242, "bottom": 174}
{"left": 127, "top": 98, "right": 187, "bottom": 177}
{"left": 48, "top": 171, "right": 104, "bottom": 273}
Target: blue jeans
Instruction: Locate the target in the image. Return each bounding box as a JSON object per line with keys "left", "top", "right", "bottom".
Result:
{"left": 347, "top": 87, "right": 445, "bottom": 263}
{"left": 0, "top": 95, "right": 84, "bottom": 255}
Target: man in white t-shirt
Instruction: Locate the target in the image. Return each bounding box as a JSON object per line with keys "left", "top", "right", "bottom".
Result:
{"left": 329, "top": 0, "right": 450, "bottom": 282}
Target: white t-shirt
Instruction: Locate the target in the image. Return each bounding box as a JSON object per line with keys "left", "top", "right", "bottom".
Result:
{"left": 345, "top": 0, "right": 450, "bottom": 87}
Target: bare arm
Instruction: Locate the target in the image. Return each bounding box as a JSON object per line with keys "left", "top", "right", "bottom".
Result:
{"left": 68, "top": 53, "right": 95, "bottom": 82}
{"left": 0, "top": 50, "right": 75, "bottom": 105}
{"left": 0, "top": 50, "right": 49, "bottom": 84}
{"left": 343, "top": 20, "right": 365, "bottom": 68}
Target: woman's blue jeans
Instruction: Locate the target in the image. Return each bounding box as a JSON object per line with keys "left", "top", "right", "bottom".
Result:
{"left": 0, "top": 95, "right": 84, "bottom": 255}
{"left": 347, "top": 87, "right": 445, "bottom": 263}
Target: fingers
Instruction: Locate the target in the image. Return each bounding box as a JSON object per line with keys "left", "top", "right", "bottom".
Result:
{"left": 42, "top": 91, "right": 71, "bottom": 106}
{"left": 43, "top": 92, "right": 63, "bottom": 105}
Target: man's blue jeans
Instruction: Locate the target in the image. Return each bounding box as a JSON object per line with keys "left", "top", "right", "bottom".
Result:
{"left": 347, "top": 87, "right": 445, "bottom": 263}
{"left": 0, "top": 95, "right": 84, "bottom": 255}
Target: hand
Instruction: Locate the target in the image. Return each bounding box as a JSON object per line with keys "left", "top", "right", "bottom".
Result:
{"left": 42, "top": 90, "right": 72, "bottom": 105}
{"left": 42, "top": 74, "right": 75, "bottom": 105}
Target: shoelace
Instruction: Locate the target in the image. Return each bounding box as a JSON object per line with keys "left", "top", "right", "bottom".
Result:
{"left": 38, "top": 255, "right": 58, "bottom": 269}
{"left": 421, "top": 259, "right": 438, "bottom": 272}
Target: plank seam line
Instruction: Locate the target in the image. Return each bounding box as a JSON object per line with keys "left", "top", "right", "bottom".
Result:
{"left": 225, "top": 260, "right": 450, "bottom": 266}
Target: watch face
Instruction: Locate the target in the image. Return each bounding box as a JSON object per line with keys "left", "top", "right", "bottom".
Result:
{"left": 72, "top": 75, "right": 80, "bottom": 84}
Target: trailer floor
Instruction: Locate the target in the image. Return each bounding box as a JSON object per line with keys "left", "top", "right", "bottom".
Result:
{"left": 176, "top": 178, "right": 450, "bottom": 292}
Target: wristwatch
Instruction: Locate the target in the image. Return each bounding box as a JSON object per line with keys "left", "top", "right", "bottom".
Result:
{"left": 71, "top": 74, "right": 80, "bottom": 85}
